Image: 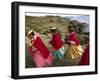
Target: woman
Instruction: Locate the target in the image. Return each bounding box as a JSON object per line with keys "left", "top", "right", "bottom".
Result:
{"left": 79, "top": 45, "right": 89, "bottom": 65}
{"left": 49, "top": 27, "right": 65, "bottom": 59}
{"left": 27, "top": 29, "right": 53, "bottom": 67}
{"left": 65, "top": 25, "right": 83, "bottom": 59}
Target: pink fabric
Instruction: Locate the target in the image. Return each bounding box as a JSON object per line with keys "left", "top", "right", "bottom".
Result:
{"left": 50, "top": 32, "right": 63, "bottom": 50}
{"left": 29, "top": 47, "right": 47, "bottom": 67}
{"left": 34, "top": 31, "right": 40, "bottom": 37}
{"left": 67, "top": 32, "right": 80, "bottom": 46}
{"left": 45, "top": 53, "right": 53, "bottom": 66}
{"left": 29, "top": 47, "right": 53, "bottom": 67}
{"left": 33, "top": 52, "right": 47, "bottom": 67}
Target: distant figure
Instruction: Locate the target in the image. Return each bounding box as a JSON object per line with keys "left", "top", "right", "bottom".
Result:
{"left": 27, "top": 29, "right": 53, "bottom": 67}
{"left": 49, "top": 27, "right": 65, "bottom": 59}
{"left": 79, "top": 45, "right": 89, "bottom": 65}
{"left": 65, "top": 25, "right": 83, "bottom": 59}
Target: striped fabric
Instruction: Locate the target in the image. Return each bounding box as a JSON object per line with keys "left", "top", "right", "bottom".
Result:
{"left": 52, "top": 46, "right": 65, "bottom": 59}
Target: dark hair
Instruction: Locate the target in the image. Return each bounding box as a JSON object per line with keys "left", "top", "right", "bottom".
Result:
{"left": 50, "top": 29, "right": 56, "bottom": 33}
{"left": 27, "top": 31, "right": 34, "bottom": 38}
{"left": 31, "top": 31, "right": 34, "bottom": 36}
{"left": 68, "top": 25, "right": 74, "bottom": 32}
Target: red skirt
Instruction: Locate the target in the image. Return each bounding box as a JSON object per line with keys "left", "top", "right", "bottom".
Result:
{"left": 79, "top": 45, "right": 89, "bottom": 65}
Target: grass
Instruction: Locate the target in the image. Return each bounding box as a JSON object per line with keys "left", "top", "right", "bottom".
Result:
{"left": 25, "top": 41, "right": 84, "bottom": 68}
{"left": 25, "top": 15, "right": 89, "bottom": 68}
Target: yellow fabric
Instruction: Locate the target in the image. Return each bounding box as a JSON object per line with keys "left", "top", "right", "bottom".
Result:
{"left": 67, "top": 44, "right": 83, "bottom": 59}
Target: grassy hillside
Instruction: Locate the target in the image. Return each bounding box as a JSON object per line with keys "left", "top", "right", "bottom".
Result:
{"left": 25, "top": 15, "right": 89, "bottom": 68}
{"left": 25, "top": 16, "right": 70, "bottom": 36}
